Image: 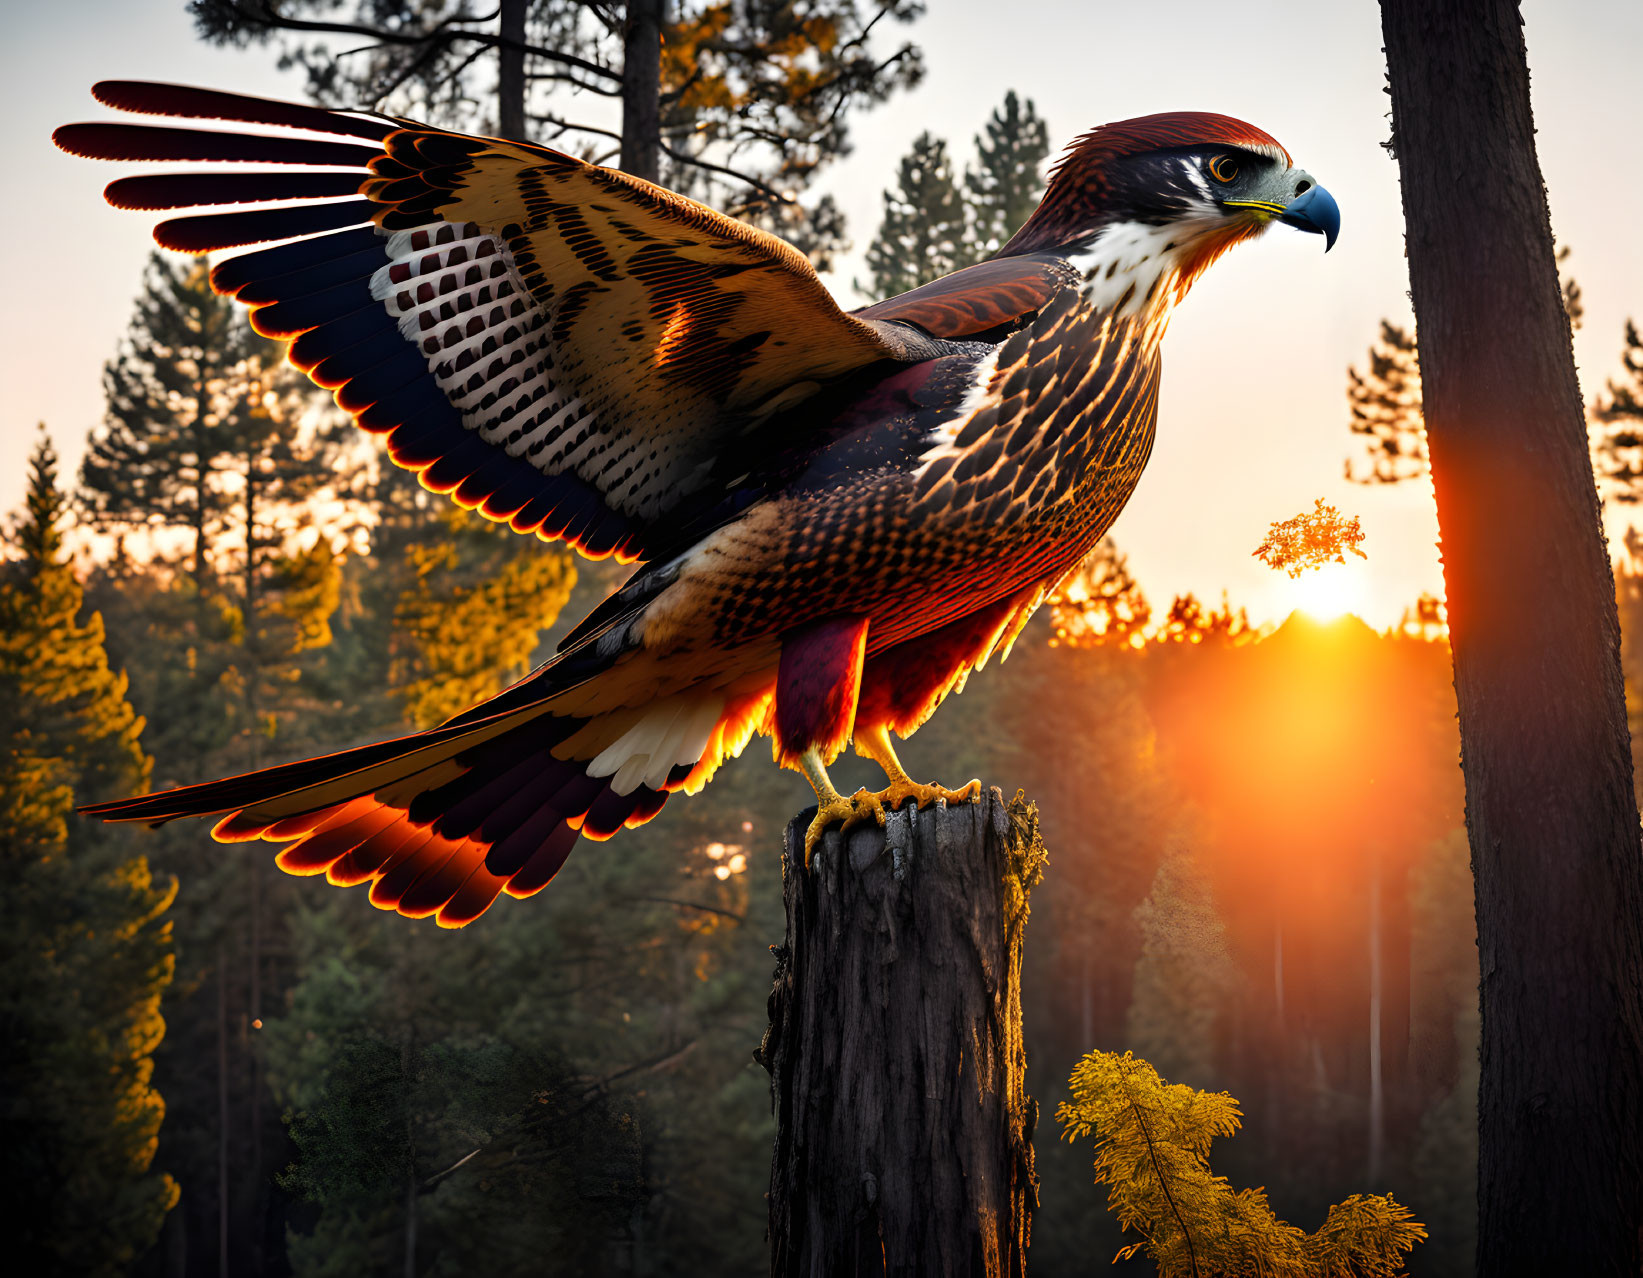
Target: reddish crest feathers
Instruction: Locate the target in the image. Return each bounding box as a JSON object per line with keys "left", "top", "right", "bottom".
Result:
{"left": 1048, "top": 111, "right": 1291, "bottom": 181}
{"left": 1001, "top": 111, "right": 1291, "bottom": 256}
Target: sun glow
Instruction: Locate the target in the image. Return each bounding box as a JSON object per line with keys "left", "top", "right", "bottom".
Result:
{"left": 1285, "top": 562, "right": 1367, "bottom": 622}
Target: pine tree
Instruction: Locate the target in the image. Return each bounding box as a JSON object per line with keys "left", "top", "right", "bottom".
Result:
{"left": 1346, "top": 320, "right": 1425, "bottom": 484}
{"left": 1152, "top": 592, "right": 1255, "bottom": 646}
{"left": 1049, "top": 537, "right": 1152, "bottom": 648}
{"left": 80, "top": 250, "right": 352, "bottom": 769}
{"left": 83, "top": 255, "right": 266, "bottom": 586}
{"left": 1409, "top": 828, "right": 1479, "bottom": 1278}
{"left": 861, "top": 131, "right": 970, "bottom": 299}
{"left": 1593, "top": 320, "right": 1643, "bottom": 503}
{"left": 0, "top": 430, "right": 178, "bottom": 1276}
{"left": 861, "top": 91, "right": 1049, "bottom": 299}
{"left": 1347, "top": 250, "right": 1582, "bottom": 486}
{"left": 78, "top": 256, "right": 352, "bottom": 1273}
{"left": 1125, "top": 838, "right": 1239, "bottom": 1086}
{"left": 967, "top": 90, "right": 1050, "bottom": 257}
{"left": 391, "top": 506, "right": 578, "bottom": 730}
{"left": 1059, "top": 1050, "right": 1426, "bottom": 1276}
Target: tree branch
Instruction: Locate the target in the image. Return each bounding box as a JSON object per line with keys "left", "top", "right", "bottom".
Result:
{"left": 210, "top": 0, "right": 622, "bottom": 83}
{"left": 528, "top": 112, "right": 623, "bottom": 144}
{"left": 525, "top": 70, "right": 621, "bottom": 96}
{"left": 661, "top": 141, "right": 793, "bottom": 206}
{"left": 621, "top": 893, "right": 747, "bottom": 923}
{"left": 1120, "top": 1058, "right": 1200, "bottom": 1278}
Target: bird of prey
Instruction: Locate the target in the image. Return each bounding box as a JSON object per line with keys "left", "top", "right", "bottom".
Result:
{"left": 57, "top": 82, "right": 1338, "bottom": 926}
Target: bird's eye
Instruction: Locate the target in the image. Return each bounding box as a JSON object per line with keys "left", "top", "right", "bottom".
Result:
{"left": 1207, "top": 155, "right": 1239, "bottom": 184}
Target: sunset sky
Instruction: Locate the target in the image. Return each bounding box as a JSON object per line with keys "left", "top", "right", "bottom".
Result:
{"left": 6, "top": 0, "right": 1641, "bottom": 627}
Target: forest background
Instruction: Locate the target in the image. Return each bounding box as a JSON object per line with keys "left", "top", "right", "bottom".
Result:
{"left": 5, "top": 2, "right": 1643, "bottom": 1276}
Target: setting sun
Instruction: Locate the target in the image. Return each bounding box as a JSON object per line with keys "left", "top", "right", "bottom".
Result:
{"left": 1286, "top": 561, "right": 1368, "bottom": 622}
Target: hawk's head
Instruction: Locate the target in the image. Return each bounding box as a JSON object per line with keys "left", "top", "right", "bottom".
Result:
{"left": 1000, "top": 112, "right": 1338, "bottom": 324}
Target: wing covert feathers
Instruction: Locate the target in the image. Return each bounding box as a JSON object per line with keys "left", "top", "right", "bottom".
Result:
{"left": 54, "top": 80, "right": 925, "bottom": 564}
{"left": 856, "top": 254, "right": 1077, "bottom": 340}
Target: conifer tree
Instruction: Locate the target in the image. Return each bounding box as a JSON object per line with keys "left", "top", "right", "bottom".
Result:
{"left": 1593, "top": 320, "right": 1643, "bottom": 503}
{"left": 83, "top": 255, "right": 267, "bottom": 586}
{"left": 1048, "top": 536, "right": 1152, "bottom": 647}
{"left": 861, "top": 91, "right": 1049, "bottom": 298}
{"left": 1347, "top": 249, "right": 1582, "bottom": 486}
{"left": 1125, "top": 839, "right": 1239, "bottom": 1085}
{"left": 1346, "top": 320, "right": 1426, "bottom": 485}
{"left": 862, "top": 131, "right": 970, "bottom": 298}
{"left": 81, "top": 251, "right": 352, "bottom": 766}
{"left": 1409, "top": 828, "right": 1479, "bottom": 1278}
{"left": 0, "top": 430, "right": 178, "bottom": 1276}
{"left": 391, "top": 506, "right": 578, "bottom": 730}
{"left": 967, "top": 90, "right": 1050, "bottom": 257}
{"left": 1059, "top": 1050, "right": 1426, "bottom": 1276}
{"left": 79, "top": 257, "right": 351, "bottom": 1271}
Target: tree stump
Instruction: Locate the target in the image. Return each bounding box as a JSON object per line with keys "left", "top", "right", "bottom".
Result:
{"left": 758, "top": 787, "right": 1044, "bottom": 1277}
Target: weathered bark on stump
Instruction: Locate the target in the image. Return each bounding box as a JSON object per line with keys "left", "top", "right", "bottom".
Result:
{"left": 758, "top": 788, "right": 1043, "bottom": 1277}
{"left": 1380, "top": 2, "right": 1643, "bottom": 1273}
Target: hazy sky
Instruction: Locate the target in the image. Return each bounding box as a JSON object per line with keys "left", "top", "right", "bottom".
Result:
{"left": 6, "top": 0, "right": 1641, "bottom": 626}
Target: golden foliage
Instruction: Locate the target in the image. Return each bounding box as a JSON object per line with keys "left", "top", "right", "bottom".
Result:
{"left": 1254, "top": 499, "right": 1368, "bottom": 578}
{"left": 392, "top": 508, "right": 577, "bottom": 730}
{"left": 1049, "top": 537, "right": 1151, "bottom": 647}
{"left": 1060, "top": 1050, "right": 1426, "bottom": 1276}
{"left": 1153, "top": 593, "right": 1256, "bottom": 647}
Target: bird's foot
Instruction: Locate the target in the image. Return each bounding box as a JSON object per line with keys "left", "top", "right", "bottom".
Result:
{"left": 872, "top": 776, "right": 983, "bottom": 816}
{"left": 803, "top": 788, "right": 887, "bottom": 865}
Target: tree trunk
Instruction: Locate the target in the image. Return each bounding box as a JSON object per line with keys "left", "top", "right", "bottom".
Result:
{"left": 216, "top": 942, "right": 230, "bottom": 1278}
{"left": 759, "top": 788, "right": 1043, "bottom": 1277}
{"left": 1379, "top": 2, "right": 1643, "bottom": 1272}
{"left": 620, "top": 0, "right": 663, "bottom": 182}
{"left": 497, "top": 0, "right": 526, "bottom": 140}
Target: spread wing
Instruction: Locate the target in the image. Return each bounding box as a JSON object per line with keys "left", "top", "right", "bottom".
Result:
{"left": 56, "top": 81, "right": 937, "bottom": 562}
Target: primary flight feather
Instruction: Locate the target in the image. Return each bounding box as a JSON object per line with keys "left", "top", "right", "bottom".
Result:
{"left": 57, "top": 82, "right": 1338, "bottom": 926}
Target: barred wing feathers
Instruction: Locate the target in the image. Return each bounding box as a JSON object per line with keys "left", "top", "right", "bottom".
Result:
{"left": 56, "top": 81, "right": 926, "bottom": 562}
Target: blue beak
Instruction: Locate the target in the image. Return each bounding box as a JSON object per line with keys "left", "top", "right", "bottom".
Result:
{"left": 1279, "top": 185, "right": 1340, "bottom": 252}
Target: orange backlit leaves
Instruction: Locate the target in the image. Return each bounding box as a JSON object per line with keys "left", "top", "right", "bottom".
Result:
{"left": 1254, "top": 499, "right": 1368, "bottom": 578}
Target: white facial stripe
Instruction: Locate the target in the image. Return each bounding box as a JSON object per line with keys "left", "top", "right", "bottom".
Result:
{"left": 1183, "top": 156, "right": 1214, "bottom": 201}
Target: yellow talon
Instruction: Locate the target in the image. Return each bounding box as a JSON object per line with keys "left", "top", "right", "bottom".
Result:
{"left": 802, "top": 788, "right": 886, "bottom": 864}
{"left": 853, "top": 722, "right": 981, "bottom": 815}
{"left": 795, "top": 734, "right": 982, "bottom": 867}
{"left": 879, "top": 776, "right": 983, "bottom": 813}
{"left": 797, "top": 747, "right": 884, "bottom": 866}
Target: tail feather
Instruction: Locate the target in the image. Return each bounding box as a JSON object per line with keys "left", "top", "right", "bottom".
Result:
{"left": 507, "top": 825, "right": 583, "bottom": 899}
{"left": 78, "top": 662, "right": 771, "bottom": 926}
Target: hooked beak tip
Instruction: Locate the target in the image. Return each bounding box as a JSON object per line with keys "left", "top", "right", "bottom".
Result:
{"left": 1279, "top": 185, "right": 1340, "bottom": 253}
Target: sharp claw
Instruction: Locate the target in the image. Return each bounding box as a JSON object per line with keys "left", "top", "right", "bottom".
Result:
{"left": 806, "top": 779, "right": 982, "bottom": 868}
